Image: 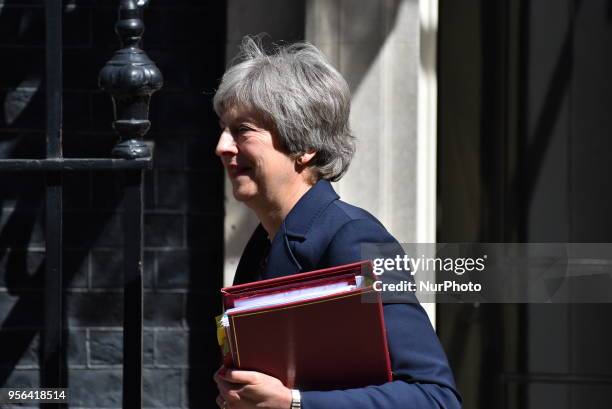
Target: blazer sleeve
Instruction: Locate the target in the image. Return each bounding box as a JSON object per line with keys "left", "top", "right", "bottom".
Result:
{"left": 301, "top": 219, "right": 462, "bottom": 409}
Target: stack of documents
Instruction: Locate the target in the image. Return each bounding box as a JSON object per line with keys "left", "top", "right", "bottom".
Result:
{"left": 216, "top": 261, "right": 392, "bottom": 390}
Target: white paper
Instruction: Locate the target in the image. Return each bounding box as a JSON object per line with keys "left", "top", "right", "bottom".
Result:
{"left": 221, "top": 276, "right": 366, "bottom": 327}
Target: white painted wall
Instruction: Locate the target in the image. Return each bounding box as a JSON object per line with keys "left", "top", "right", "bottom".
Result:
{"left": 306, "top": 0, "right": 438, "bottom": 324}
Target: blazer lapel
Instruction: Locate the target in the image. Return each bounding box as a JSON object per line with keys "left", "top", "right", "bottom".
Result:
{"left": 262, "top": 180, "right": 340, "bottom": 279}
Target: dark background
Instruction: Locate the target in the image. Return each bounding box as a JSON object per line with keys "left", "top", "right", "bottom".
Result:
{"left": 0, "top": 1, "right": 227, "bottom": 407}
{"left": 438, "top": 0, "right": 612, "bottom": 408}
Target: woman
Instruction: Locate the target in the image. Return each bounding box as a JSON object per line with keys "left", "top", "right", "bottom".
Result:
{"left": 212, "top": 38, "right": 461, "bottom": 409}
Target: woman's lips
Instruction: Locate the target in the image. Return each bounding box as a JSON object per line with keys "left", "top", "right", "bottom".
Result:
{"left": 227, "top": 165, "right": 251, "bottom": 178}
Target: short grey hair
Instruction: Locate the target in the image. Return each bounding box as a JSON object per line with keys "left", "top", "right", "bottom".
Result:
{"left": 213, "top": 37, "right": 355, "bottom": 181}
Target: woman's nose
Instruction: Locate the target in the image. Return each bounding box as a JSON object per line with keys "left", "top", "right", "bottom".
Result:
{"left": 215, "top": 129, "right": 238, "bottom": 157}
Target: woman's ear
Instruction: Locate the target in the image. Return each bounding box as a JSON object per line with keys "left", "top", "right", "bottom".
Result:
{"left": 296, "top": 151, "right": 316, "bottom": 165}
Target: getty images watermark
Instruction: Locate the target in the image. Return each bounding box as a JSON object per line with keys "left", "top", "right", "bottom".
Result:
{"left": 360, "top": 243, "right": 612, "bottom": 303}
{"left": 371, "top": 254, "right": 486, "bottom": 293}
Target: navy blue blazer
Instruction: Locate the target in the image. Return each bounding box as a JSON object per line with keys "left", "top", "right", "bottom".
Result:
{"left": 234, "top": 180, "right": 462, "bottom": 409}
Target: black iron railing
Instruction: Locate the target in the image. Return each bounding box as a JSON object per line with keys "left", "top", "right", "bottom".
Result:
{"left": 0, "top": 1, "right": 162, "bottom": 407}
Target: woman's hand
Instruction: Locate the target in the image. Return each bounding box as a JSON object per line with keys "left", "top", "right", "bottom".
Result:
{"left": 213, "top": 366, "right": 293, "bottom": 409}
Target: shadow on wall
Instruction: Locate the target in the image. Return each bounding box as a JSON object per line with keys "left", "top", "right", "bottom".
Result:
{"left": 0, "top": 0, "right": 109, "bottom": 391}
{"left": 0, "top": 1, "right": 228, "bottom": 407}
{"left": 328, "top": 0, "right": 402, "bottom": 93}
{"left": 0, "top": 0, "right": 123, "bottom": 383}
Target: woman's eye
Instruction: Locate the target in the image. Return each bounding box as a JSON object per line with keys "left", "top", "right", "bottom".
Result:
{"left": 238, "top": 125, "right": 252, "bottom": 132}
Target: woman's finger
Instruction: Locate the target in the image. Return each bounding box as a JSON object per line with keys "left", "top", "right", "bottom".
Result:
{"left": 216, "top": 377, "right": 244, "bottom": 404}
{"left": 218, "top": 368, "right": 261, "bottom": 385}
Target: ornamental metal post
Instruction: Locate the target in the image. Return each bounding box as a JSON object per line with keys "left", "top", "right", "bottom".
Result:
{"left": 99, "top": 1, "right": 162, "bottom": 408}
{"left": 99, "top": 0, "right": 163, "bottom": 159}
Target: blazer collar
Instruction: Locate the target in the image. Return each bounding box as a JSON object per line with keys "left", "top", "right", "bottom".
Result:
{"left": 281, "top": 179, "right": 339, "bottom": 240}
{"left": 264, "top": 179, "right": 339, "bottom": 279}
{"left": 233, "top": 180, "right": 340, "bottom": 283}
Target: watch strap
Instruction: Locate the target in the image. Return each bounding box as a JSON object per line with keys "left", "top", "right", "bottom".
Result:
{"left": 290, "top": 389, "right": 301, "bottom": 409}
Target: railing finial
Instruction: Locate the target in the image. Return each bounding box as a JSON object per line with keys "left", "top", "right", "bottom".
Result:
{"left": 99, "top": 0, "right": 162, "bottom": 159}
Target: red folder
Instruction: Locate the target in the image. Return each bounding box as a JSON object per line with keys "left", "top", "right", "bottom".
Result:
{"left": 220, "top": 261, "right": 392, "bottom": 390}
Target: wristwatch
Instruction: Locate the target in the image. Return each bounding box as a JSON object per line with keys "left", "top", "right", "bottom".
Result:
{"left": 290, "top": 389, "right": 302, "bottom": 409}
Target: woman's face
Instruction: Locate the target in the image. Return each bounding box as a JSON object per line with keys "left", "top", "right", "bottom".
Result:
{"left": 216, "top": 106, "right": 298, "bottom": 204}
